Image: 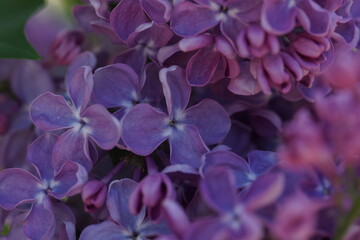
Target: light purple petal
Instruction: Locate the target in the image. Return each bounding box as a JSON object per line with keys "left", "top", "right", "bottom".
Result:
{"left": 114, "top": 48, "right": 147, "bottom": 76}
{"left": 201, "top": 151, "right": 253, "bottom": 188}
{"left": 23, "top": 198, "right": 55, "bottom": 240}
{"left": 159, "top": 66, "right": 191, "bottom": 117}
{"left": 30, "top": 92, "right": 77, "bottom": 131}
{"left": 110, "top": 0, "right": 148, "bottom": 41}
{"left": 11, "top": 61, "right": 54, "bottom": 103}
{"left": 183, "top": 98, "right": 230, "bottom": 145}
{"left": 65, "top": 51, "right": 97, "bottom": 87}
{"left": 128, "top": 22, "right": 173, "bottom": 48}
{"left": 161, "top": 199, "right": 189, "bottom": 238}
{"left": 83, "top": 104, "right": 121, "bottom": 150}
{"left": 121, "top": 103, "right": 169, "bottom": 156}
{"left": 107, "top": 179, "right": 145, "bottom": 231}
{"left": 141, "top": 0, "right": 173, "bottom": 23}
{"left": 89, "top": 0, "right": 110, "bottom": 19}
{"left": 79, "top": 221, "right": 128, "bottom": 240}
{"left": 200, "top": 167, "right": 236, "bottom": 214}
{"left": 52, "top": 129, "right": 93, "bottom": 171}
{"left": 92, "top": 63, "right": 140, "bottom": 108}
{"left": 51, "top": 161, "right": 87, "bottom": 199}
{"left": 186, "top": 46, "right": 221, "bottom": 86}
{"left": 27, "top": 134, "right": 57, "bottom": 181}
{"left": 248, "top": 150, "right": 278, "bottom": 176}
{"left": 228, "top": 61, "right": 262, "bottom": 96}
{"left": 0, "top": 169, "right": 41, "bottom": 210}
{"left": 261, "top": 0, "right": 297, "bottom": 35}
{"left": 171, "top": 1, "right": 219, "bottom": 37}
{"left": 140, "top": 63, "right": 163, "bottom": 104}
{"left": 169, "top": 125, "right": 208, "bottom": 168}
{"left": 178, "top": 34, "right": 213, "bottom": 52}
{"left": 69, "top": 66, "right": 94, "bottom": 113}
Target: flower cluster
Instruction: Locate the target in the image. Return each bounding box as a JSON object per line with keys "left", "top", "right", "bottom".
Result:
{"left": 1, "top": 0, "right": 360, "bottom": 239}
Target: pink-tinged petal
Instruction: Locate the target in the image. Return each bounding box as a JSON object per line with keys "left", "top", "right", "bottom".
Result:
{"left": 250, "top": 58, "right": 272, "bottom": 95}
{"left": 107, "top": 179, "right": 145, "bottom": 231}
{"left": 79, "top": 221, "right": 128, "bottom": 240}
{"left": 171, "top": 1, "right": 219, "bottom": 37}
{"left": 220, "top": 17, "right": 246, "bottom": 46}
{"left": 297, "top": 77, "right": 332, "bottom": 102}
{"left": 0, "top": 169, "right": 41, "bottom": 210}
{"left": 228, "top": 61, "right": 262, "bottom": 96}
{"left": 296, "top": 0, "right": 331, "bottom": 37}
{"left": 121, "top": 103, "right": 169, "bottom": 156}
{"left": 110, "top": 0, "right": 148, "bottom": 41}
{"left": 92, "top": 63, "right": 140, "bottom": 108}
{"left": 169, "top": 125, "right": 208, "bottom": 168}
{"left": 162, "top": 199, "right": 190, "bottom": 238}
{"left": 201, "top": 151, "right": 253, "bottom": 188}
{"left": 65, "top": 51, "right": 97, "bottom": 87}
{"left": 178, "top": 34, "right": 214, "bottom": 52}
{"left": 280, "top": 52, "right": 303, "bottom": 81}
{"left": 186, "top": 47, "right": 221, "bottom": 86}
{"left": 23, "top": 198, "right": 55, "bottom": 240}
{"left": 333, "top": 19, "right": 360, "bottom": 50}
{"left": 200, "top": 167, "right": 236, "bottom": 213}
{"left": 114, "top": 48, "right": 147, "bottom": 76}
{"left": 215, "top": 36, "right": 236, "bottom": 59}
{"left": 159, "top": 66, "right": 191, "bottom": 117}
{"left": 83, "top": 104, "right": 121, "bottom": 150}
{"left": 52, "top": 129, "right": 93, "bottom": 172}
{"left": 51, "top": 161, "right": 88, "bottom": 199}
{"left": 69, "top": 66, "right": 93, "bottom": 113}
{"left": 183, "top": 99, "right": 230, "bottom": 145}
{"left": 261, "top": 0, "right": 297, "bottom": 35}
{"left": 27, "top": 134, "right": 57, "bottom": 181}
{"left": 30, "top": 92, "right": 77, "bottom": 131}
{"left": 141, "top": 0, "right": 173, "bottom": 23}
{"left": 11, "top": 61, "right": 54, "bottom": 103}
{"left": 243, "top": 172, "right": 285, "bottom": 210}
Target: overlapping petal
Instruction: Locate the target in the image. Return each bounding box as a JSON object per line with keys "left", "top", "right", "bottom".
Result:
{"left": 69, "top": 66, "right": 94, "bottom": 113}
{"left": 79, "top": 221, "right": 128, "bottom": 240}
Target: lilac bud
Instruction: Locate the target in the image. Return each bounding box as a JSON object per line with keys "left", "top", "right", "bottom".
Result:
{"left": 81, "top": 180, "right": 108, "bottom": 213}
{"left": 129, "top": 172, "right": 175, "bottom": 221}
{"left": 50, "top": 30, "right": 85, "bottom": 65}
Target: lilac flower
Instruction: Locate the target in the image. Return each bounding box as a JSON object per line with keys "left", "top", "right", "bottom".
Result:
{"left": 79, "top": 179, "right": 169, "bottom": 240}
{"left": 81, "top": 180, "right": 108, "bottom": 213}
{"left": 261, "top": 0, "right": 335, "bottom": 36}
{"left": 0, "top": 134, "right": 87, "bottom": 240}
{"left": 30, "top": 66, "right": 121, "bottom": 171}
{"left": 110, "top": 0, "right": 173, "bottom": 42}
{"left": 121, "top": 66, "right": 230, "bottom": 168}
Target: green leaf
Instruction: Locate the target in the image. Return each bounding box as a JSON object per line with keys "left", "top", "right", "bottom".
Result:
{"left": 0, "top": 0, "right": 44, "bottom": 59}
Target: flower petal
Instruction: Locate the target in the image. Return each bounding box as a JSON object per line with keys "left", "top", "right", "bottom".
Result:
{"left": 79, "top": 221, "right": 128, "bottom": 240}
{"left": 30, "top": 92, "right": 77, "bottom": 131}
{"left": 0, "top": 168, "right": 41, "bottom": 210}
{"left": 65, "top": 51, "right": 97, "bottom": 87}
{"left": 69, "top": 66, "right": 94, "bottom": 113}
{"left": 141, "top": 0, "right": 173, "bottom": 23}
{"left": 121, "top": 103, "right": 169, "bottom": 156}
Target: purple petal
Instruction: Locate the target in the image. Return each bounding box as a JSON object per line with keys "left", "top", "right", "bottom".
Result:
{"left": 89, "top": 0, "right": 110, "bottom": 19}
{"left": 228, "top": 61, "right": 262, "bottom": 96}
{"left": 52, "top": 129, "right": 93, "bottom": 171}
{"left": 23, "top": 198, "right": 55, "bottom": 240}
{"left": 247, "top": 150, "right": 278, "bottom": 176}
{"left": 248, "top": 109, "right": 282, "bottom": 138}
{"left": 51, "top": 161, "right": 88, "bottom": 199}
{"left": 121, "top": 103, "right": 169, "bottom": 156}
{"left": 73, "top": 5, "right": 98, "bottom": 32}
{"left": 200, "top": 167, "right": 236, "bottom": 213}
{"left": 110, "top": 0, "right": 148, "bottom": 41}
{"left": 162, "top": 199, "right": 189, "bottom": 238}
{"left": 169, "top": 125, "right": 208, "bottom": 168}
{"left": 140, "top": 63, "right": 163, "bottom": 104}
{"left": 159, "top": 66, "right": 191, "bottom": 117}
{"left": 0, "top": 169, "right": 41, "bottom": 210}
{"left": 128, "top": 22, "right": 173, "bottom": 48}
{"left": 107, "top": 179, "right": 145, "bottom": 231}
{"left": 80, "top": 221, "right": 128, "bottom": 240}
{"left": 65, "top": 51, "right": 97, "bottom": 87}
{"left": 243, "top": 172, "right": 285, "bottom": 210}
{"left": 141, "top": 0, "right": 173, "bottom": 23}
{"left": 92, "top": 63, "right": 140, "bottom": 108}
{"left": 27, "top": 134, "right": 57, "bottom": 181}
{"left": 261, "top": 0, "right": 297, "bottom": 35}
{"left": 296, "top": 0, "right": 331, "bottom": 37}
{"left": 220, "top": 17, "right": 246, "bottom": 46}
{"left": 183, "top": 99, "right": 230, "bottom": 145}
{"left": 201, "top": 151, "right": 253, "bottom": 188}
{"left": 114, "top": 48, "right": 147, "bottom": 76}
{"left": 83, "top": 104, "right": 121, "bottom": 150}
{"left": 178, "top": 34, "right": 213, "bottom": 52}
{"left": 171, "top": 1, "right": 219, "bottom": 37}
{"left": 30, "top": 92, "right": 77, "bottom": 131}
{"left": 11, "top": 61, "right": 54, "bottom": 103}
{"left": 186, "top": 46, "right": 221, "bottom": 86}
{"left": 69, "top": 66, "right": 93, "bottom": 113}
